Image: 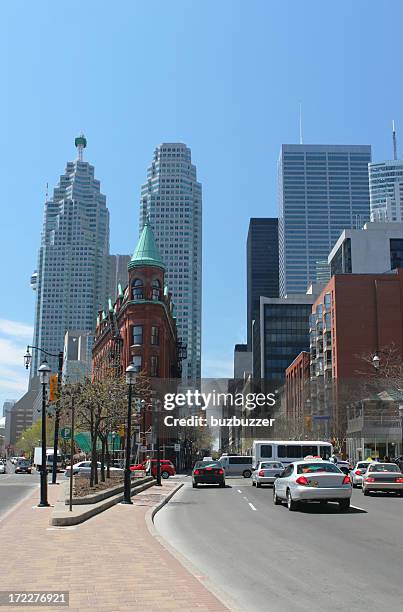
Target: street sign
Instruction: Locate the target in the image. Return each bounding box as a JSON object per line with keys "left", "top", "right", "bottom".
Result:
{"left": 60, "top": 427, "right": 71, "bottom": 440}
{"left": 174, "top": 443, "right": 180, "bottom": 452}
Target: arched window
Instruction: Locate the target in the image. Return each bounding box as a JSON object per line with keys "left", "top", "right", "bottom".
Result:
{"left": 151, "top": 278, "right": 160, "bottom": 301}
{"left": 132, "top": 278, "right": 144, "bottom": 300}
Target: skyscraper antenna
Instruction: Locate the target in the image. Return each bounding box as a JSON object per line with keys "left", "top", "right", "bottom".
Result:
{"left": 299, "top": 102, "right": 303, "bottom": 145}
{"left": 392, "top": 120, "right": 397, "bottom": 160}
{"left": 75, "top": 134, "right": 87, "bottom": 162}
{"left": 45, "top": 182, "right": 48, "bottom": 200}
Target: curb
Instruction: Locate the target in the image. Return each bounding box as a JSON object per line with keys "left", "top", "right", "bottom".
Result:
{"left": 51, "top": 479, "right": 155, "bottom": 526}
{"left": 146, "top": 481, "right": 243, "bottom": 612}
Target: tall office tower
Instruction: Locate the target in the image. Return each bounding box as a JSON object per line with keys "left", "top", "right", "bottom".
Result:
{"left": 247, "top": 218, "right": 279, "bottom": 349}
{"left": 139, "top": 143, "right": 202, "bottom": 382}
{"left": 278, "top": 144, "right": 371, "bottom": 296}
{"left": 107, "top": 254, "right": 131, "bottom": 300}
{"left": 369, "top": 160, "right": 403, "bottom": 222}
{"left": 31, "top": 135, "right": 109, "bottom": 375}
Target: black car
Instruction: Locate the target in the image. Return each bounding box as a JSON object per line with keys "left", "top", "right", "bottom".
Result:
{"left": 192, "top": 460, "right": 225, "bottom": 488}
{"left": 15, "top": 459, "right": 32, "bottom": 474}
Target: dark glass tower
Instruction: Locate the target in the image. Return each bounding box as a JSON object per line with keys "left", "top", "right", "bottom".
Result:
{"left": 247, "top": 218, "right": 279, "bottom": 349}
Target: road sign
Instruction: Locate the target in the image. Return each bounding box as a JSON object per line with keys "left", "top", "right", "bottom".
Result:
{"left": 174, "top": 443, "right": 180, "bottom": 452}
{"left": 60, "top": 427, "right": 71, "bottom": 440}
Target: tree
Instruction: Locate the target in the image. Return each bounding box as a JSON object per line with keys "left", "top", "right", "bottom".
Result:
{"left": 16, "top": 419, "right": 55, "bottom": 457}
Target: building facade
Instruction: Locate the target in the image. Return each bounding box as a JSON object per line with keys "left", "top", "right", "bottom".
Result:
{"left": 233, "top": 343, "right": 252, "bottom": 379}
{"left": 92, "top": 220, "right": 179, "bottom": 380}
{"left": 369, "top": 159, "right": 403, "bottom": 222}
{"left": 329, "top": 222, "right": 403, "bottom": 275}
{"left": 252, "top": 288, "right": 321, "bottom": 382}
{"left": 247, "top": 218, "right": 279, "bottom": 349}
{"left": 278, "top": 144, "right": 371, "bottom": 296}
{"left": 139, "top": 143, "right": 202, "bottom": 382}
{"left": 62, "top": 331, "right": 92, "bottom": 382}
{"left": 107, "top": 254, "right": 131, "bottom": 302}
{"left": 31, "top": 136, "right": 109, "bottom": 375}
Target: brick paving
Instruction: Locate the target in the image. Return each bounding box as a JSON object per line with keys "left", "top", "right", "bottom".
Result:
{"left": 0, "top": 480, "right": 228, "bottom": 612}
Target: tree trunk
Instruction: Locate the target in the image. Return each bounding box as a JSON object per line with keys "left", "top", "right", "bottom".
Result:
{"left": 106, "top": 435, "right": 111, "bottom": 479}
{"left": 100, "top": 436, "right": 106, "bottom": 482}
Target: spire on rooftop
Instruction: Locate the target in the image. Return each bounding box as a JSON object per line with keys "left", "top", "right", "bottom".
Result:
{"left": 128, "top": 219, "right": 165, "bottom": 271}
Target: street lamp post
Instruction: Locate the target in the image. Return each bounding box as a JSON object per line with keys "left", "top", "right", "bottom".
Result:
{"left": 153, "top": 398, "right": 162, "bottom": 487}
{"left": 24, "top": 345, "right": 63, "bottom": 485}
{"left": 122, "top": 364, "right": 137, "bottom": 504}
{"left": 399, "top": 405, "right": 403, "bottom": 458}
{"left": 38, "top": 361, "right": 51, "bottom": 507}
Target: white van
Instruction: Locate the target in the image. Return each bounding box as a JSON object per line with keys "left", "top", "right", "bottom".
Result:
{"left": 218, "top": 455, "right": 253, "bottom": 478}
{"left": 252, "top": 440, "right": 333, "bottom": 467}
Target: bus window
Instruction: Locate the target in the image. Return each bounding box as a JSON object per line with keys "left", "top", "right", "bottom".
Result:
{"left": 320, "top": 445, "right": 331, "bottom": 460}
{"left": 260, "top": 445, "right": 272, "bottom": 458}
{"left": 302, "top": 445, "right": 318, "bottom": 457}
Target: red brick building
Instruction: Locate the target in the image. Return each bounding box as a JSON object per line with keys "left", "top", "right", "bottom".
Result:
{"left": 92, "top": 220, "right": 179, "bottom": 379}
{"left": 285, "top": 351, "right": 310, "bottom": 423}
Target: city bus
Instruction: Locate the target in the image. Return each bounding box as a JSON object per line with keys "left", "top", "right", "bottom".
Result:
{"left": 252, "top": 440, "right": 333, "bottom": 467}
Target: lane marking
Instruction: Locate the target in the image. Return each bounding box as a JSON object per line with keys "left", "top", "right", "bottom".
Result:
{"left": 350, "top": 504, "right": 366, "bottom": 512}
{"left": 248, "top": 502, "right": 257, "bottom": 511}
{"left": 237, "top": 489, "right": 242, "bottom": 493}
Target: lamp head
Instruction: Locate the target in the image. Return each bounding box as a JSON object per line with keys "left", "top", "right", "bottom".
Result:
{"left": 125, "top": 363, "right": 137, "bottom": 386}
{"left": 372, "top": 354, "right": 380, "bottom": 370}
{"left": 24, "top": 347, "right": 32, "bottom": 370}
{"left": 38, "top": 360, "right": 51, "bottom": 384}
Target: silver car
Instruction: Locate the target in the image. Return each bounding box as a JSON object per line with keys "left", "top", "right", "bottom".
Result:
{"left": 273, "top": 459, "right": 352, "bottom": 511}
{"left": 362, "top": 462, "right": 403, "bottom": 495}
{"left": 252, "top": 461, "right": 284, "bottom": 487}
{"left": 351, "top": 461, "right": 372, "bottom": 487}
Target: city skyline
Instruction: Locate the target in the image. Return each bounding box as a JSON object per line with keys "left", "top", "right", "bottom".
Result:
{"left": 2, "top": 1, "right": 403, "bottom": 408}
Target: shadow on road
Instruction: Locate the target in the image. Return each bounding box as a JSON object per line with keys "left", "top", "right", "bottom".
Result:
{"left": 290, "top": 502, "right": 367, "bottom": 514}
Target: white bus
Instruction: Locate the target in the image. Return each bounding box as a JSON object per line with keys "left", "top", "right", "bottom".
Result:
{"left": 252, "top": 440, "right": 333, "bottom": 467}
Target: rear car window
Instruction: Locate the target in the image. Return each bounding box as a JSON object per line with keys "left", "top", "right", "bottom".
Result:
{"left": 297, "top": 463, "right": 341, "bottom": 474}
{"left": 196, "top": 461, "right": 222, "bottom": 468}
{"left": 369, "top": 464, "right": 400, "bottom": 473}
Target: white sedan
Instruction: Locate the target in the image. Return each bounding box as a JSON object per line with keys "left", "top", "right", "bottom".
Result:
{"left": 252, "top": 461, "right": 284, "bottom": 487}
{"left": 351, "top": 461, "right": 372, "bottom": 487}
{"left": 273, "top": 458, "right": 352, "bottom": 511}
{"left": 64, "top": 461, "right": 124, "bottom": 477}
{"left": 0, "top": 462, "right": 6, "bottom": 474}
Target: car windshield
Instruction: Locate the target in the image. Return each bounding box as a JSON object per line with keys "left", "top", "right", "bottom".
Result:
{"left": 194, "top": 461, "right": 221, "bottom": 468}
{"left": 297, "top": 463, "right": 341, "bottom": 474}
{"left": 368, "top": 464, "right": 400, "bottom": 473}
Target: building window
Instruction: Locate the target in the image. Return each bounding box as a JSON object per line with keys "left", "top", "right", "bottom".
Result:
{"left": 132, "top": 279, "right": 144, "bottom": 300}
{"left": 151, "top": 326, "right": 159, "bottom": 346}
{"left": 133, "top": 355, "right": 142, "bottom": 373}
{"left": 150, "top": 355, "right": 159, "bottom": 377}
{"left": 133, "top": 325, "right": 143, "bottom": 345}
{"left": 390, "top": 239, "right": 403, "bottom": 269}
{"left": 151, "top": 279, "right": 160, "bottom": 300}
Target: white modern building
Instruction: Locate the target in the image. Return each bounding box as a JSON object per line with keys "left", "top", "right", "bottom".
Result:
{"left": 31, "top": 135, "right": 109, "bottom": 375}
{"left": 328, "top": 222, "right": 403, "bottom": 275}
{"left": 62, "top": 330, "right": 92, "bottom": 382}
{"left": 369, "top": 159, "right": 403, "bottom": 222}
{"left": 278, "top": 144, "right": 371, "bottom": 296}
{"left": 139, "top": 143, "right": 202, "bottom": 382}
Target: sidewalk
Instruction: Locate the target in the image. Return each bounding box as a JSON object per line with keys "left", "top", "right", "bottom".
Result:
{"left": 1, "top": 479, "right": 228, "bottom": 612}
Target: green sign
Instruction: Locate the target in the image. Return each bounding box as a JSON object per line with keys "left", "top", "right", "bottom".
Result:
{"left": 60, "top": 427, "right": 71, "bottom": 440}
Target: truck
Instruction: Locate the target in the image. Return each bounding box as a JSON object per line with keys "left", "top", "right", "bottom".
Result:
{"left": 33, "top": 447, "right": 63, "bottom": 472}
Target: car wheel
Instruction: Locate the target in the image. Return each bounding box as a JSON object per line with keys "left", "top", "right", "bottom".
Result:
{"left": 339, "top": 499, "right": 350, "bottom": 512}
{"left": 243, "top": 470, "right": 252, "bottom": 478}
{"left": 363, "top": 489, "right": 370, "bottom": 496}
{"left": 192, "top": 482, "right": 198, "bottom": 488}
{"left": 219, "top": 482, "right": 225, "bottom": 488}
{"left": 256, "top": 482, "right": 262, "bottom": 488}
{"left": 286, "top": 489, "right": 298, "bottom": 511}
{"left": 161, "top": 471, "right": 170, "bottom": 479}
{"left": 273, "top": 487, "right": 282, "bottom": 505}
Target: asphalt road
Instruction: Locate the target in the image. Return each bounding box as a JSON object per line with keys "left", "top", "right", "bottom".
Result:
{"left": 155, "top": 476, "right": 403, "bottom": 612}
{"left": 0, "top": 462, "right": 40, "bottom": 520}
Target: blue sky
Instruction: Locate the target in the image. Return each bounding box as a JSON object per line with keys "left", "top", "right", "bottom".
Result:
{"left": 1, "top": 0, "right": 403, "bottom": 408}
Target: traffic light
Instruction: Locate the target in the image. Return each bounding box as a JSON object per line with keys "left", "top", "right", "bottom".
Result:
{"left": 49, "top": 374, "right": 58, "bottom": 401}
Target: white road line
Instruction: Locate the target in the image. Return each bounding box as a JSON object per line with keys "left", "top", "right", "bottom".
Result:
{"left": 248, "top": 502, "right": 257, "bottom": 511}
{"left": 237, "top": 489, "right": 242, "bottom": 493}
{"left": 350, "top": 504, "right": 366, "bottom": 512}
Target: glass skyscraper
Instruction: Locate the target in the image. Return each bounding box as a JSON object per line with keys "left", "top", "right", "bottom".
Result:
{"left": 369, "top": 159, "right": 403, "bottom": 222}
{"left": 31, "top": 136, "right": 109, "bottom": 375}
{"left": 139, "top": 143, "right": 202, "bottom": 382}
{"left": 278, "top": 144, "right": 371, "bottom": 296}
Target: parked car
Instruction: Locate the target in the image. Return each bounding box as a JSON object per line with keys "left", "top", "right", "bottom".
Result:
{"left": 252, "top": 461, "right": 284, "bottom": 487}
{"left": 218, "top": 455, "right": 253, "bottom": 478}
{"left": 273, "top": 458, "right": 352, "bottom": 511}
{"left": 351, "top": 461, "right": 372, "bottom": 487}
{"left": 362, "top": 462, "right": 403, "bottom": 495}
{"left": 64, "top": 461, "right": 123, "bottom": 477}
{"left": 192, "top": 460, "right": 225, "bottom": 488}
{"left": 15, "top": 458, "right": 32, "bottom": 474}
{"left": 130, "top": 459, "right": 176, "bottom": 479}
{"left": 0, "top": 462, "right": 6, "bottom": 474}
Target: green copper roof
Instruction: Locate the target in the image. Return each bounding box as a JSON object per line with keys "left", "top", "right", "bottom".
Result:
{"left": 128, "top": 219, "right": 165, "bottom": 271}
{"left": 108, "top": 298, "right": 113, "bottom": 312}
